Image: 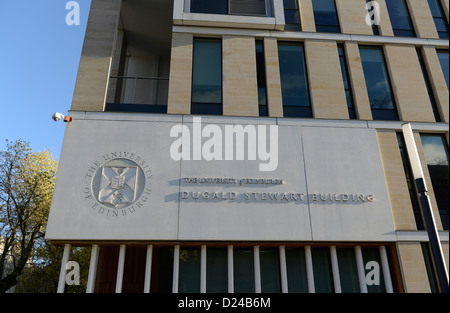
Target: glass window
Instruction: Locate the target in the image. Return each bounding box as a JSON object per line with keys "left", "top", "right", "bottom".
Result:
{"left": 278, "top": 42, "right": 312, "bottom": 118}
{"left": 312, "top": 0, "right": 341, "bottom": 33}
{"left": 427, "top": 0, "right": 449, "bottom": 39}
{"left": 191, "top": 38, "right": 222, "bottom": 115}
{"left": 191, "top": 0, "right": 228, "bottom": 14}
{"left": 259, "top": 248, "right": 281, "bottom": 292}
{"left": 362, "top": 248, "right": 386, "bottom": 293}
{"left": 397, "top": 133, "right": 425, "bottom": 230}
{"left": 178, "top": 247, "right": 201, "bottom": 292}
{"left": 283, "top": 0, "right": 301, "bottom": 31}
{"left": 234, "top": 248, "right": 255, "bottom": 292}
{"left": 285, "top": 248, "right": 309, "bottom": 293}
{"left": 337, "top": 248, "right": 360, "bottom": 293}
{"left": 385, "top": 0, "right": 416, "bottom": 37}
{"left": 157, "top": 247, "right": 174, "bottom": 293}
{"left": 359, "top": 46, "right": 398, "bottom": 121}
{"left": 420, "top": 134, "right": 449, "bottom": 230}
{"left": 417, "top": 49, "right": 441, "bottom": 122}
{"left": 311, "top": 248, "right": 334, "bottom": 293}
{"left": 206, "top": 248, "right": 228, "bottom": 293}
{"left": 421, "top": 243, "right": 439, "bottom": 293}
{"left": 437, "top": 50, "right": 449, "bottom": 90}
{"left": 337, "top": 44, "right": 356, "bottom": 119}
{"left": 256, "top": 40, "right": 268, "bottom": 117}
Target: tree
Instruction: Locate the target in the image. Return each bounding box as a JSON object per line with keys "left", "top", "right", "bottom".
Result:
{"left": 0, "top": 139, "right": 58, "bottom": 293}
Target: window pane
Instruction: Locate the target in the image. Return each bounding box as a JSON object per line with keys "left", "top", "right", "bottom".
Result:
{"left": 362, "top": 248, "right": 386, "bottom": 293}
{"left": 206, "top": 248, "right": 228, "bottom": 293}
{"left": 157, "top": 247, "right": 174, "bottom": 293}
{"left": 256, "top": 41, "right": 268, "bottom": 116}
{"left": 284, "top": 0, "right": 298, "bottom": 9}
{"left": 421, "top": 243, "right": 439, "bottom": 293}
{"left": 338, "top": 45, "right": 355, "bottom": 115}
{"left": 191, "top": 0, "right": 228, "bottom": 14}
{"left": 278, "top": 42, "right": 312, "bottom": 117}
{"left": 337, "top": 248, "right": 360, "bottom": 293}
{"left": 179, "top": 247, "right": 201, "bottom": 293}
{"left": 234, "top": 248, "right": 255, "bottom": 292}
{"left": 428, "top": 0, "right": 449, "bottom": 39}
{"left": 437, "top": 50, "right": 449, "bottom": 89}
{"left": 311, "top": 248, "right": 334, "bottom": 293}
{"left": 260, "top": 248, "right": 281, "bottom": 292}
{"left": 192, "top": 38, "right": 222, "bottom": 114}
{"left": 359, "top": 46, "right": 397, "bottom": 120}
{"left": 285, "top": 248, "right": 308, "bottom": 293}
{"left": 420, "top": 134, "right": 449, "bottom": 230}
{"left": 312, "top": 0, "right": 340, "bottom": 33}
{"left": 385, "top": 0, "right": 415, "bottom": 37}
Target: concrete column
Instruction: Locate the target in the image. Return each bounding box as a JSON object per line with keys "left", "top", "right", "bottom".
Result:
{"left": 298, "top": 0, "right": 316, "bottom": 32}
{"left": 167, "top": 33, "right": 194, "bottom": 115}
{"left": 406, "top": 0, "right": 439, "bottom": 39}
{"left": 71, "top": 0, "right": 122, "bottom": 111}
{"left": 304, "top": 39, "right": 348, "bottom": 119}
{"left": 376, "top": 0, "right": 395, "bottom": 36}
{"left": 344, "top": 41, "right": 372, "bottom": 120}
{"left": 335, "top": 0, "right": 373, "bottom": 35}
{"left": 383, "top": 44, "right": 436, "bottom": 122}
{"left": 222, "top": 36, "right": 259, "bottom": 117}
{"left": 397, "top": 242, "right": 432, "bottom": 293}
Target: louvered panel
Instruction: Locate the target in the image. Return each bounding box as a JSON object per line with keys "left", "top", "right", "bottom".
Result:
{"left": 229, "top": 0, "right": 267, "bottom": 16}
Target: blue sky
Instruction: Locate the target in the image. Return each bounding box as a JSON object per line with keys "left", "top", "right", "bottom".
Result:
{"left": 0, "top": 0, "right": 91, "bottom": 160}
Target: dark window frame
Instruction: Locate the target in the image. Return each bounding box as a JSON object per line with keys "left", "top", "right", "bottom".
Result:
{"left": 359, "top": 45, "right": 399, "bottom": 121}
{"left": 337, "top": 44, "right": 356, "bottom": 119}
{"left": 385, "top": 0, "right": 416, "bottom": 37}
{"left": 312, "top": 0, "right": 341, "bottom": 34}
{"left": 427, "top": 0, "right": 449, "bottom": 39}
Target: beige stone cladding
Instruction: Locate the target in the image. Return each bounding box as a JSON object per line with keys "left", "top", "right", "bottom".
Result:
{"left": 397, "top": 242, "right": 432, "bottom": 293}
{"left": 222, "top": 36, "right": 259, "bottom": 117}
{"left": 343, "top": 41, "right": 372, "bottom": 120}
{"left": 383, "top": 44, "right": 436, "bottom": 122}
{"left": 335, "top": 0, "right": 373, "bottom": 35}
{"left": 377, "top": 130, "right": 418, "bottom": 230}
{"left": 71, "top": 0, "right": 122, "bottom": 112}
{"left": 421, "top": 46, "right": 449, "bottom": 123}
{"left": 376, "top": 0, "right": 395, "bottom": 36}
{"left": 407, "top": 0, "right": 439, "bottom": 39}
{"left": 263, "top": 37, "right": 284, "bottom": 117}
{"left": 304, "top": 40, "right": 348, "bottom": 119}
{"left": 167, "top": 33, "right": 193, "bottom": 115}
{"left": 298, "top": 0, "right": 316, "bottom": 32}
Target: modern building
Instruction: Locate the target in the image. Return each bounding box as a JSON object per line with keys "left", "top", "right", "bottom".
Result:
{"left": 46, "top": 0, "right": 449, "bottom": 293}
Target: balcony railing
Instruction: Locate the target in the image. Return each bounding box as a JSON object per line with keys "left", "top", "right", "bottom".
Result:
{"left": 106, "top": 76, "right": 169, "bottom": 113}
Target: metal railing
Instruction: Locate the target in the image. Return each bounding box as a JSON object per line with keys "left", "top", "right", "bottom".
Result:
{"left": 107, "top": 76, "right": 169, "bottom": 113}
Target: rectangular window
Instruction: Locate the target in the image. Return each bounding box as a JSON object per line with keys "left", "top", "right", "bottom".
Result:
{"left": 206, "top": 248, "right": 228, "bottom": 293}
{"left": 385, "top": 0, "right": 416, "bottom": 37}
{"left": 256, "top": 40, "right": 268, "bottom": 117}
{"left": 278, "top": 42, "right": 312, "bottom": 118}
{"left": 233, "top": 248, "right": 255, "bottom": 292}
{"left": 417, "top": 48, "right": 440, "bottom": 122}
{"left": 437, "top": 50, "right": 449, "bottom": 90}
{"left": 283, "top": 0, "right": 301, "bottom": 31}
{"left": 178, "top": 247, "right": 201, "bottom": 292}
{"left": 156, "top": 247, "right": 174, "bottom": 293}
{"left": 259, "top": 248, "right": 281, "bottom": 292}
{"left": 191, "top": 38, "right": 222, "bottom": 115}
{"left": 359, "top": 46, "right": 399, "bottom": 121}
{"left": 337, "top": 248, "right": 360, "bottom": 293}
{"left": 191, "top": 0, "right": 228, "bottom": 14}
{"left": 285, "top": 248, "right": 309, "bottom": 292}
{"left": 191, "top": 0, "right": 268, "bottom": 16}
{"left": 428, "top": 0, "right": 449, "bottom": 39}
{"left": 312, "top": 0, "right": 341, "bottom": 33}
{"left": 420, "top": 134, "right": 449, "bottom": 230}
{"left": 397, "top": 133, "right": 425, "bottom": 230}
{"left": 337, "top": 44, "right": 356, "bottom": 119}
{"left": 311, "top": 248, "right": 334, "bottom": 293}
